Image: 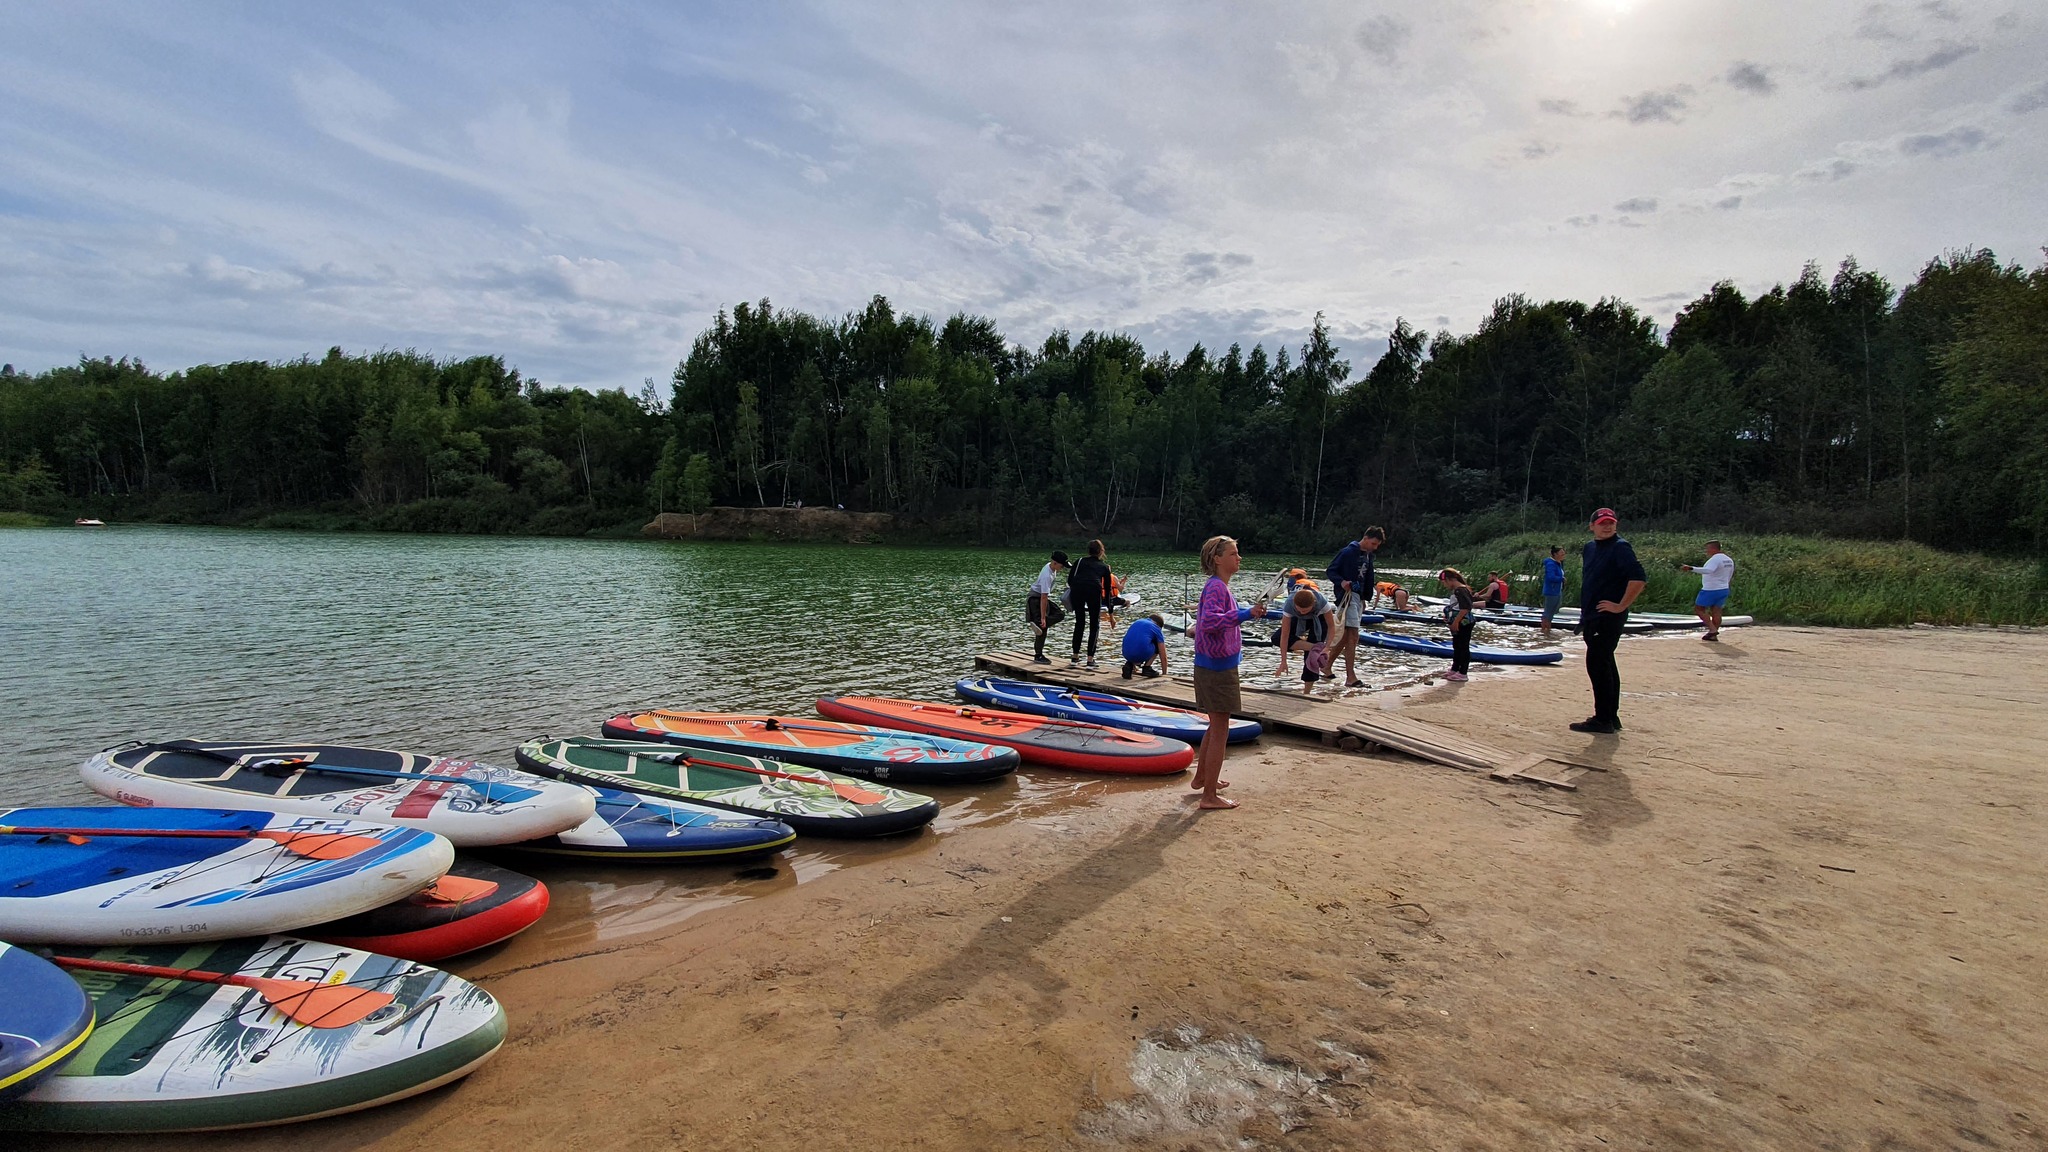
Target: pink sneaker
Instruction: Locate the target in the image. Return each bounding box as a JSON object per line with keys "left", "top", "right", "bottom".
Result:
{"left": 1444, "top": 671, "right": 1469, "bottom": 682}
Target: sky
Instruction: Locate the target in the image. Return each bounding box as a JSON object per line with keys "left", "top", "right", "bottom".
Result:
{"left": 0, "top": 0, "right": 2041, "bottom": 389}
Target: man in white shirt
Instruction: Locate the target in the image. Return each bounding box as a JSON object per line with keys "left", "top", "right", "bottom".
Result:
{"left": 1680, "top": 541, "right": 1735, "bottom": 641}
{"left": 1026, "top": 551, "right": 1070, "bottom": 663}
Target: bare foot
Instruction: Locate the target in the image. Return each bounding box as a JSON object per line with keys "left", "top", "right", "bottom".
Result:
{"left": 1188, "top": 780, "right": 1230, "bottom": 791}
{"left": 1197, "top": 794, "right": 1239, "bottom": 810}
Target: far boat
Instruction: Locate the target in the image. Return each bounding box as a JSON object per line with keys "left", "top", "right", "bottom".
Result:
{"left": 72, "top": 518, "right": 104, "bottom": 527}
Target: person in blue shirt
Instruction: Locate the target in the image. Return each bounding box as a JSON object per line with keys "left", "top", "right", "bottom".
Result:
{"left": 1540, "top": 545, "right": 1567, "bottom": 638}
{"left": 1120, "top": 613, "right": 1169, "bottom": 680}
{"left": 1325, "top": 526, "right": 1385, "bottom": 690}
{"left": 1573, "top": 508, "right": 1647, "bottom": 734}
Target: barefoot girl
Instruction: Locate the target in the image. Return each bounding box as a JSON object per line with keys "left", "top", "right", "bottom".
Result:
{"left": 1190, "top": 535, "right": 1266, "bottom": 809}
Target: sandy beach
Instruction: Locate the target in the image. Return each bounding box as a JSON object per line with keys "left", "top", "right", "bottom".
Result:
{"left": 40, "top": 624, "right": 2048, "bottom": 1152}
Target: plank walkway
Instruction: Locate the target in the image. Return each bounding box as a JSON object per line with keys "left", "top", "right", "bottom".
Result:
{"left": 972, "top": 651, "right": 1603, "bottom": 790}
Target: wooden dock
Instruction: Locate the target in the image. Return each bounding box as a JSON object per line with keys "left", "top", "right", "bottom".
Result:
{"left": 972, "top": 650, "right": 1602, "bottom": 790}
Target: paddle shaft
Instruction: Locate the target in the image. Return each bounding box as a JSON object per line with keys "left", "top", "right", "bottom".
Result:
{"left": 0, "top": 824, "right": 386, "bottom": 861}
{"left": 49, "top": 956, "right": 394, "bottom": 1027}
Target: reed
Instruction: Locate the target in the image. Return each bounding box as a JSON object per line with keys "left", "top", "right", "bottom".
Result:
{"left": 1436, "top": 532, "right": 2048, "bottom": 628}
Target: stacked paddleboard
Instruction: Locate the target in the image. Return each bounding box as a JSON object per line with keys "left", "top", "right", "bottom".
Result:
{"left": 817, "top": 696, "right": 1195, "bottom": 774}
{"left": 953, "top": 677, "right": 1260, "bottom": 745}
{"left": 602, "top": 710, "right": 1019, "bottom": 784}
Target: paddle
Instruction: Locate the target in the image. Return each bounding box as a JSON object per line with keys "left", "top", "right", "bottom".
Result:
{"left": 643, "top": 752, "right": 887, "bottom": 805}
{"left": 0, "top": 823, "right": 387, "bottom": 861}
{"left": 146, "top": 742, "right": 539, "bottom": 804}
{"left": 49, "top": 955, "right": 395, "bottom": 1028}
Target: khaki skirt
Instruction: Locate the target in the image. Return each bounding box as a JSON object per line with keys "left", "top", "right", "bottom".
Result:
{"left": 1191, "top": 665, "right": 1242, "bottom": 716}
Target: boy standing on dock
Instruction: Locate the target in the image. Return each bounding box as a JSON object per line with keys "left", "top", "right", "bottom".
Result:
{"left": 1572, "top": 508, "right": 1646, "bottom": 735}
{"left": 1681, "top": 541, "right": 1735, "bottom": 641}
{"left": 1326, "top": 527, "right": 1385, "bottom": 690}
{"left": 1026, "top": 551, "right": 1069, "bottom": 664}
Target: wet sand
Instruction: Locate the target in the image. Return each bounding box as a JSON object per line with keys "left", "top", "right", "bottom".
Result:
{"left": 47, "top": 625, "right": 2048, "bottom": 1151}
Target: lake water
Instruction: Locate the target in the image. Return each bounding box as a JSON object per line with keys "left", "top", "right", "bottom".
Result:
{"left": 0, "top": 525, "right": 1548, "bottom": 938}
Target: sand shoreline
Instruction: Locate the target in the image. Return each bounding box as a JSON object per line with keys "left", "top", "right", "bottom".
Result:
{"left": 29, "top": 625, "right": 2048, "bottom": 1151}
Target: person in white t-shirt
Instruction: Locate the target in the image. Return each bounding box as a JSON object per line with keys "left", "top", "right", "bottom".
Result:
{"left": 1680, "top": 541, "right": 1735, "bottom": 641}
{"left": 1025, "top": 551, "right": 1070, "bottom": 663}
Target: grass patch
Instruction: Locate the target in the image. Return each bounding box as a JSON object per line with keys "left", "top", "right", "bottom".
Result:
{"left": 0, "top": 511, "right": 53, "bottom": 528}
{"left": 1436, "top": 531, "right": 2048, "bottom": 628}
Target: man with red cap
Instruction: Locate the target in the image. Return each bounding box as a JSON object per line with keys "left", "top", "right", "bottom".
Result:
{"left": 1573, "top": 507, "right": 1646, "bottom": 734}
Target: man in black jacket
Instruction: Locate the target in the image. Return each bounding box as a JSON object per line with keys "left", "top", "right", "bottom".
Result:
{"left": 1573, "top": 507, "right": 1646, "bottom": 734}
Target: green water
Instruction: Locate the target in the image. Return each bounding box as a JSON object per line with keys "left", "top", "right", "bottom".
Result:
{"left": 0, "top": 526, "right": 1550, "bottom": 811}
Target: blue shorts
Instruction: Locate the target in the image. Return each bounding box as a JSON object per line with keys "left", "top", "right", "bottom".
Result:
{"left": 1696, "top": 588, "right": 1730, "bottom": 608}
{"left": 1541, "top": 592, "right": 1563, "bottom": 622}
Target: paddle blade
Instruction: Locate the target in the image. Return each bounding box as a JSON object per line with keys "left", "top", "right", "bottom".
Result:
{"left": 241, "top": 977, "right": 396, "bottom": 1028}
{"left": 255, "top": 830, "right": 386, "bottom": 860}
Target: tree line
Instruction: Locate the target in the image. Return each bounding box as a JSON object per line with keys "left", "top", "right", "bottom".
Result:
{"left": 2, "top": 247, "right": 2043, "bottom": 553}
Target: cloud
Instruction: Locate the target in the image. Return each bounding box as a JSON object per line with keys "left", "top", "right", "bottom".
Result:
{"left": 1181, "top": 251, "right": 1254, "bottom": 285}
{"left": 1897, "top": 124, "right": 1990, "bottom": 157}
{"left": 1613, "top": 88, "right": 1690, "bottom": 124}
{"left": 1355, "top": 15, "right": 1412, "bottom": 66}
{"left": 1565, "top": 214, "right": 1600, "bottom": 228}
{"left": 1614, "top": 197, "right": 1659, "bottom": 213}
{"left": 1716, "top": 195, "right": 1744, "bottom": 210}
{"left": 1538, "top": 98, "right": 1587, "bottom": 117}
{"left": 1846, "top": 40, "right": 1979, "bottom": 89}
{"left": 2007, "top": 81, "right": 2048, "bottom": 115}
{"left": 1726, "top": 62, "right": 1776, "bottom": 95}
{"left": 1521, "top": 140, "right": 1559, "bottom": 160}
{"left": 1920, "top": 1, "right": 1961, "bottom": 22}
{"left": 1796, "top": 157, "right": 1861, "bottom": 182}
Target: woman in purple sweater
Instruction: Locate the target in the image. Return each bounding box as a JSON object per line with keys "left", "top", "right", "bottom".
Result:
{"left": 1190, "top": 535, "right": 1267, "bottom": 809}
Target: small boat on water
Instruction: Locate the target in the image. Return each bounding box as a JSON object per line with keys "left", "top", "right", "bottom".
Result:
{"left": 72, "top": 519, "right": 105, "bottom": 527}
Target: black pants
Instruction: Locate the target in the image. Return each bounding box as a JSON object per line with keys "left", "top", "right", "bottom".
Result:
{"left": 1026, "top": 593, "right": 1065, "bottom": 656}
{"left": 1071, "top": 597, "right": 1102, "bottom": 657}
{"left": 1450, "top": 621, "right": 1473, "bottom": 674}
{"left": 1582, "top": 611, "right": 1626, "bottom": 722}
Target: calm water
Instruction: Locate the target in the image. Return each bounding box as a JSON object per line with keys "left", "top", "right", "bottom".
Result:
{"left": 0, "top": 525, "right": 1547, "bottom": 940}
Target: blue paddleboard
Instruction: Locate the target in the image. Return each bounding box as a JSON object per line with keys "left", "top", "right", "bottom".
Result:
{"left": 502, "top": 785, "right": 798, "bottom": 860}
{"left": 0, "top": 943, "right": 94, "bottom": 1101}
{"left": 1355, "top": 631, "right": 1564, "bottom": 665}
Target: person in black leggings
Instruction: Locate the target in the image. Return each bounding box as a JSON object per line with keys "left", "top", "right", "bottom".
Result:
{"left": 1067, "top": 539, "right": 1113, "bottom": 668}
{"left": 1572, "top": 508, "right": 1646, "bottom": 733}
{"left": 1437, "top": 568, "right": 1476, "bottom": 681}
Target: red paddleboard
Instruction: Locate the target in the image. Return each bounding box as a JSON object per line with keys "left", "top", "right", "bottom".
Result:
{"left": 307, "top": 858, "right": 548, "bottom": 961}
{"left": 815, "top": 697, "right": 1193, "bottom": 775}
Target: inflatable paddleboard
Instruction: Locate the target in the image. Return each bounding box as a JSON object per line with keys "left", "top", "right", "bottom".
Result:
{"left": 307, "top": 858, "right": 548, "bottom": 962}
{"left": 516, "top": 738, "right": 940, "bottom": 838}
{"left": 953, "top": 677, "right": 1260, "bottom": 744}
{"left": 84, "top": 740, "right": 595, "bottom": 847}
{"left": 601, "top": 710, "right": 1018, "bottom": 784}
{"left": 0, "top": 943, "right": 93, "bottom": 1102}
{"left": 502, "top": 784, "right": 797, "bottom": 860}
{"left": 0, "top": 936, "right": 505, "bottom": 1132}
{"left": 1355, "top": 630, "right": 1564, "bottom": 665}
{"left": 0, "top": 806, "right": 452, "bottom": 946}
{"left": 816, "top": 696, "right": 1194, "bottom": 774}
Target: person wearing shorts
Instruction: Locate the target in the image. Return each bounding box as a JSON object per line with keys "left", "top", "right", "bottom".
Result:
{"left": 1191, "top": 535, "right": 1265, "bottom": 809}
{"left": 1540, "top": 545, "right": 1567, "bottom": 638}
{"left": 1681, "top": 541, "right": 1735, "bottom": 641}
{"left": 1024, "top": 550, "right": 1068, "bottom": 663}
{"left": 1325, "top": 526, "right": 1384, "bottom": 689}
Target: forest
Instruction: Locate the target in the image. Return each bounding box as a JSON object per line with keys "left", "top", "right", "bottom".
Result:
{"left": 1, "top": 247, "right": 2043, "bottom": 556}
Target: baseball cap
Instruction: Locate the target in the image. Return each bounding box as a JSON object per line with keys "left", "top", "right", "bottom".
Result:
{"left": 1050, "top": 550, "right": 1070, "bottom": 565}
{"left": 1590, "top": 507, "right": 1618, "bottom": 524}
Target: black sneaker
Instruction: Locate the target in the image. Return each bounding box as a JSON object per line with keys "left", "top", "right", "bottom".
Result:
{"left": 1032, "top": 654, "right": 1051, "bottom": 665}
{"left": 1140, "top": 667, "right": 1163, "bottom": 678}
{"left": 1569, "top": 718, "right": 1619, "bottom": 734}
{"left": 1121, "top": 662, "right": 1136, "bottom": 680}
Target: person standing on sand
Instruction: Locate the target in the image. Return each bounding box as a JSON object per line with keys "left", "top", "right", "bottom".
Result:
{"left": 1067, "top": 539, "right": 1114, "bottom": 668}
{"left": 1573, "top": 508, "right": 1647, "bottom": 734}
{"left": 1325, "top": 527, "right": 1384, "bottom": 690}
{"left": 1190, "top": 535, "right": 1266, "bottom": 810}
{"left": 1681, "top": 541, "right": 1735, "bottom": 641}
{"left": 1437, "top": 568, "right": 1476, "bottom": 682}
{"left": 1540, "top": 545, "right": 1567, "bottom": 638}
{"left": 1025, "top": 550, "right": 1069, "bottom": 664}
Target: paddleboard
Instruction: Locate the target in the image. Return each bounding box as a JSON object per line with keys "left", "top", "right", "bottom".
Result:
{"left": 515, "top": 738, "right": 940, "bottom": 838}
{"left": 954, "top": 677, "right": 1261, "bottom": 744}
{"left": 1354, "top": 630, "right": 1564, "bottom": 665}
{"left": 501, "top": 784, "right": 797, "bottom": 860}
{"left": 1414, "top": 596, "right": 1746, "bottom": 629}
{"left": 0, "top": 943, "right": 93, "bottom": 1101}
{"left": 84, "top": 740, "right": 596, "bottom": 847}
{"left": 0, "top": 806, "right": 452, "bottom": 946}
{"left": 307, "top": 858, "right": 548, "bottom": 962}
{"left": 816, "top": 696, "right": 1194, "bottom": 774}
{"left": 601, "top": 710, "right": 1018, "bottom": 784}
{"left": 0, "top": 936, "right": 505, "bottom": 1132}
